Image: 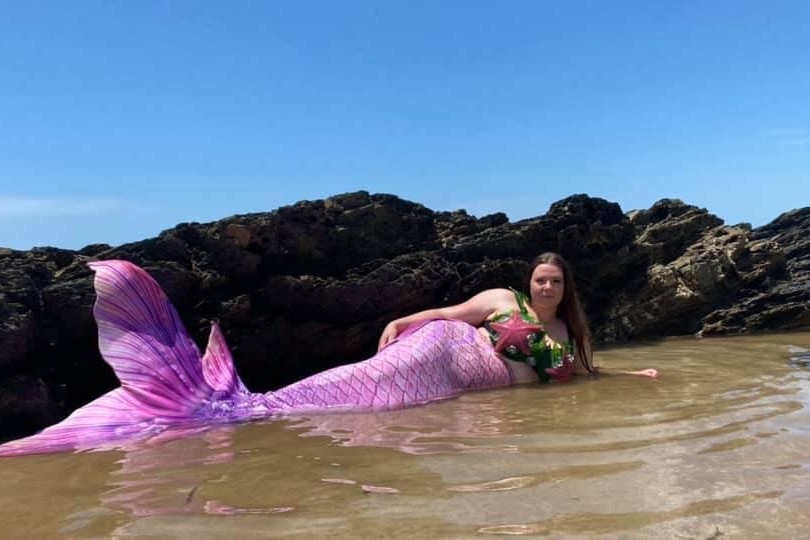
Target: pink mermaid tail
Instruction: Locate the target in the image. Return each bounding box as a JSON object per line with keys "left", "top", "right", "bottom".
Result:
{"left": 0, "top": 260, "right": 512, "bottom": 457}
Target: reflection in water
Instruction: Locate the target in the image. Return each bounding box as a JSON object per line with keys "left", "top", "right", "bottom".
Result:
{"left": 100, "top": 426, "right": 241, "bottom": 517}
{"left": 286, "top": 393, "right": 524, "bottom": 455}
{"left": 1, "top": 333, "right": 809, "bottom": 537}
{"left": 790, "top": 345, "right": 810, "bottom": 367}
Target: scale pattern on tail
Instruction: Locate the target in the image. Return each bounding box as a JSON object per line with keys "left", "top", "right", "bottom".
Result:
{"left": 265, "top": 320, "right": 513, "bottom": 412}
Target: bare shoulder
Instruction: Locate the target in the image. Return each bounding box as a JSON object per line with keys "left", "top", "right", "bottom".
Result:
{"left": 473, "top": 288, "right": 515, "bottom": 304}
{"left": 474, "top": 288, "right": 519, "bottom": 316}
{"left": 478, "top": 287, "right": 514, "bottom": 299}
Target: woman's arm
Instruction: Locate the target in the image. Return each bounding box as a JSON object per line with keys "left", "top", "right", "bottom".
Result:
{"left": 575, "top": 339, "right": 658, "bottom": 379}
{"left": 617, "top": 368, "right": 658, "bottom": 378}
{"left": 377, "top": 288, "right": 513, "bottom": 351}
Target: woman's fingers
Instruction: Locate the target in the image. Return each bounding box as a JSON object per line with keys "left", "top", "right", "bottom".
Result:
{"left": 377, "top": 328, "right": 398, "bottom": 351}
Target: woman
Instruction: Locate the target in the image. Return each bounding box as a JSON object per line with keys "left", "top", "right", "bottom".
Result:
{"left": 0, "top": 255, "right": 653, "bottom": 457}
{"left": 379, "top": 252, "right": 656, "bottom": 383}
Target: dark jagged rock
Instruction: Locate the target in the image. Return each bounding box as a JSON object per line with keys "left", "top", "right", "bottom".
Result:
{"left": 699, "top": 207, "right": 810, "bottom": 334}
{"left": 0, "top": 375, "right": 62, "bottom": 442}
{"left": 628, "top": 199, "right": 725, "bottom": 265}
{"left": 1, "top": 191, "right": 807, "bottom": 441}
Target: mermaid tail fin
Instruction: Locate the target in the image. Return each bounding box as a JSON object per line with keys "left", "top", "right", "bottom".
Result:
{"left": 0, "top": 260, "right": 227, "bottom": 456}
{"left": 90, "top": 260, "right": 214, "bottom": 416}
{"left": 202, "top": 322, "right": 248, "bottom": 395}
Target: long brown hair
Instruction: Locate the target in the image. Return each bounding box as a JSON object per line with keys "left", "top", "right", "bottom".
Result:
{"left": 526, "top": 252, "right": 593, "bottom": 372}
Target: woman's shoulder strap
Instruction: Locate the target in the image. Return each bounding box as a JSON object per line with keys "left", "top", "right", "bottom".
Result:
{"left": 508, "top": 287, "right": 531, "bottom": 318}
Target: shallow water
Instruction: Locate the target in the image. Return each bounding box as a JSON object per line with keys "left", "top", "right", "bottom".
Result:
{"left": 2, "top": 333, "right": 810, "bottom": 539}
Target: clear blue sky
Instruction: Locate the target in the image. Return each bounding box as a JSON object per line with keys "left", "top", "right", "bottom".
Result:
{"left": 1, "top": 1, "right": 808, "bottom": 250}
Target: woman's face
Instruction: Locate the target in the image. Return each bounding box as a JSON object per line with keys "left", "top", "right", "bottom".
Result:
{"left": 529, "top": 263, "right": 565, "bottom": 308}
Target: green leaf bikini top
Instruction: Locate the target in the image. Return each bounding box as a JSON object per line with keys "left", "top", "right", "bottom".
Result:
{"left": 484, "top": 289, "right": 576, "bottom": 383}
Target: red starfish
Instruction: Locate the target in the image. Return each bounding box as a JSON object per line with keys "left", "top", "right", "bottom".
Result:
{"left": 488, "top": 311, "right": 543, "bottom": 354}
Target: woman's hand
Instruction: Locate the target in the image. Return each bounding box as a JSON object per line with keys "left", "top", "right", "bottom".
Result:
{"left": 622, "top": 368, "right": 658, "bottom": 379}
{"left": 377, "top": 322, "right": 400, "bottom": 351}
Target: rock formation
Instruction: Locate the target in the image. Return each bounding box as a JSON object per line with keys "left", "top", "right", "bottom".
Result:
{"left": 1, "top": 192, "right": 807, "bottom": 441}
